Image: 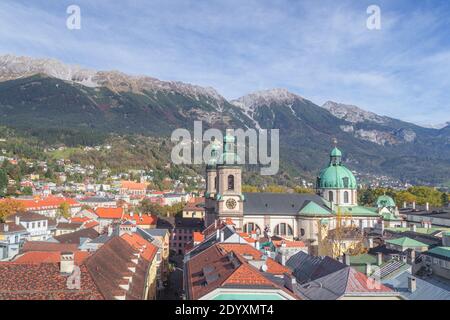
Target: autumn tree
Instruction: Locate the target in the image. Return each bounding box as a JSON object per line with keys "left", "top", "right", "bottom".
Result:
{"left": 242, "top": 185, "right": 259, "bottom": 193}
{"left": 294, "top": 186, "right": 314, "bottom": 194}
{"left": 57, "top": 202, "right": 71, "bottom": 219}
{"left": 0, "top": 198, "right": 25, "bottom": 222}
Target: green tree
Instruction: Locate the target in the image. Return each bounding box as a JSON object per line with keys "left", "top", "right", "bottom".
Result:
{"left": 21, "top": 186, "right": 33, "bottom": 196}
{"left": 441, "top": 193, "right": 449, "bottom": 207}
{"left": 242, "top": 184, "right": 259, "bottom": 193}
{"left": 57, "top": 202, "right": 71, "bottom": 219}
{"left": 0, "top": 169, "right": 8, "bottom": 196}
{"left": 294, "top": 186, "right": 315, "bottom": 194}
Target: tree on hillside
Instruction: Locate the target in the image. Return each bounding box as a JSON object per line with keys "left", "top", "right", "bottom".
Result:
{"left": 264, "top": 184, "right": 287, "bottom": 193}
{"left": 0, "top": 198, "right": 25, "bottom": 222}
{"left": 408, "top": 186, "right": 442, "bottom": 206}
{"left": 442, "top": 193, "right": 449, "bottom": 207}
{"left": 294, "top": 186, "right": 315, "bottom": 194}
{"left": 0, "top": 169, "right": 8, "bottom": 196}
{"left": 395, "top": 191, "right": 417, "bottom": 207}
{"left": 242, "top": 185, "right": 259, "bottom": 193}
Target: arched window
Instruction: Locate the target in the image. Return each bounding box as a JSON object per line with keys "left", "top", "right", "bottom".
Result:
{"left": 328, "top": 191, "right": 334, "bottom": 202}
{"left": 228, "top": 175, "right": 234, "bottom": 190}
{"left": 344, "top": 191, "right": 349, "bottom": 203}
{"left": 274, "top": 223, "right": 293, "bottom": 236}
{"left": 300, "top": 228, "right": 305, "bottom": 237}
{"left": 342, "top": 177, "right": 349, "bottom": 188}
{"left": 243, "top": 223, "right": 260, "bottom": 234}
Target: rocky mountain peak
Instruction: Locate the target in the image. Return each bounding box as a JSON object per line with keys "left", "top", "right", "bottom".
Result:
{"left": 0, "top": 54, "right": 226, "bottom": 104}
{"left": 322, "top": 101, "right": 388, "bottom": 124}
{"left": 231, "top": 88, "right": 303, "bottom": 111}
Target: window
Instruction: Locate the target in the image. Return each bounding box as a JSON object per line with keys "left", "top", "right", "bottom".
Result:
{"left": 214, "top": 176, "right": 218, "bottom": 190}
{"left": 274, "top": 223, "right": 293, "bottom": 236}
{"left": 328, "top": 191, "right": 334, "bottom": 202}
{"left": 37, "top": 222, "right": 41, "bottom": 228}
{"left": 228, "top": 175, "right": 234, "bottom": 190}
{"left": 243, "top": 223, "right": 260, "bottom": 234}
{"left": 300, "top": 228, "right": 305, "bottom": 236}
{"left": 344, "top": 191, "right": 349, "bottom": 204}
{"left": 342, "top": 177, "right": 349, "bottom": 188}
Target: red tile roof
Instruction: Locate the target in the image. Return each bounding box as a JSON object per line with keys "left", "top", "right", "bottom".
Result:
{"left": 0, "top": 263, "right": 103, "bottom": 300}
{"left": 22, "top": 241, "right": 79, "bottom": 253}
{"left": 0, "top": 196, "right": 80, "bottom": 211}
{"left": 13, "top": 251, "right": 90, "bottom": 265}
{"left": 219, "top": 243, "right": 291, "bottom": 275}
{"left": 70, "top": 217, "right": 90, "bottom": 223}
{"left": 120, "top": 181, "right": 148, "bottom": 190}
{"left": 193, "top": 232, "right": 204, "bottom": 243}
{"left": 85, "top": 234, "right": 158, "bottom": 300}
{"left": 122, "top": 213, "right": 157, "bottom": 226}
{"left": 185, "top": 243, "right": 294, "bottom": 300}
{"left": 94, "top": 207, "right": 124, "bottom": 219}
{"left": 273, "top": 240, "right": 306, "bottom": 248}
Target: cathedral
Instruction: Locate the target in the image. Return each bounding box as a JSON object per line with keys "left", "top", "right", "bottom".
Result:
{"left": 204, "top": 133, "right": 393, "bottom": 248}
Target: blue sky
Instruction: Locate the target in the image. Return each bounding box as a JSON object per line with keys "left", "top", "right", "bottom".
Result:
{"left": 0, "top": 0, "right": 449, "bottom": 126}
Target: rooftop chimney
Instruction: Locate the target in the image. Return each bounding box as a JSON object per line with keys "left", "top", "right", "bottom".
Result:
{"left": 408, "top": 276, "right": 417, "bottom": 293}
{"left": 15, "top": 216, "right": 20, "bottom": 226}
{"left": 412, "top": 201, "right": 416, "bottom": 210}
{"left": 377, "top": 252, "right": 383, "bottom": 266}
{"left": 107, "top": 225, "right": 113, "bottom": 236}
{"left": 343, "top": 253, "right": 350, "bottom": 266}
{"left": 216, "top": 229, "right": 220, "bottom": 240}
{"left": 425, "top": 202, "right": 429, "bottom": 211}
{"left": 365, "top": 263, "right": 372, "bottom": 276}
{"left": 411, "top": 224, "right": 417, "bottom": 232}
{"left": 60, "top": 252, "right": 75, "bottom": 274}
{"left": 3, "top": 224, "right": 9, "bottom": 232}
{"left": 403, "top": 201, "right": 407, "bottom": 209}
{"left": 284, "top": 273, "right": 297, "bottom": 292}
{"left": 409, "top": 250, "right": 416, "bottom": 264}
{"left": 219, "top": 230, "right": 224, "bottom": 242}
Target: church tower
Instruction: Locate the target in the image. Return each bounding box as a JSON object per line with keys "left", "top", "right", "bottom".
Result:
{"left": 215, "top": 131, "right": 244, "bottom": 230}
{"left": 204, "top": 141, "right": 220, "bottom": 227}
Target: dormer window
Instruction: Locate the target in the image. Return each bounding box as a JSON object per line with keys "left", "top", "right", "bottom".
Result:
{"left": 342, "top": 177, "right": 349, "bottom": 188}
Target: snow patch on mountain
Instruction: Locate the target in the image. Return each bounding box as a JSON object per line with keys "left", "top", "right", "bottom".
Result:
{"left": 231, "top": 88, "right": 305, "bottom": 129}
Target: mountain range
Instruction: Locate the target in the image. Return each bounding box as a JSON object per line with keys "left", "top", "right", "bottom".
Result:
{"left": 0, "top": 54, "right": 449, "bottom": 185}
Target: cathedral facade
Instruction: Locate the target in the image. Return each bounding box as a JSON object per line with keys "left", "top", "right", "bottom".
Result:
{"left": 204, "top": 134, "right": 386, "bottom": 245}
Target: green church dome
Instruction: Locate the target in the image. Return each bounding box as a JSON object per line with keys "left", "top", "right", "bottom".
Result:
{"left": 330, "top": 147, "right": 342, "bottom": 157}
{"left": 317, "top": 147, "right": 357, "bottom": 189}
{"left": 377, "top": 195, "right": 396, "bottom": 208}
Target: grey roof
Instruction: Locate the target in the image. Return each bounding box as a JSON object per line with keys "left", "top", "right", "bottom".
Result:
{"left": 384, "top": 230, "right": 442, "bottom": 248}
{"left": 144, "top": 228, "right": 169, "bottom": 238}
{"left": 243, "top": 192, "right": 331, "bottom": 216}
{"left": 286, "top": 251, "right": 346, "bottom": 284}
{"left": 382, "top": 271, "right": 450, "bottom": 300}
{"left": 79, "top": 196, "right": 115, "bottom": 203}
{"left": 294, "top": 268, "right": 351, "bottom": 300}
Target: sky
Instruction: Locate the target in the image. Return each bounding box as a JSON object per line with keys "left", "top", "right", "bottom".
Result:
{"left": 0, "top": 0, "right": 449, "bottom": 126}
